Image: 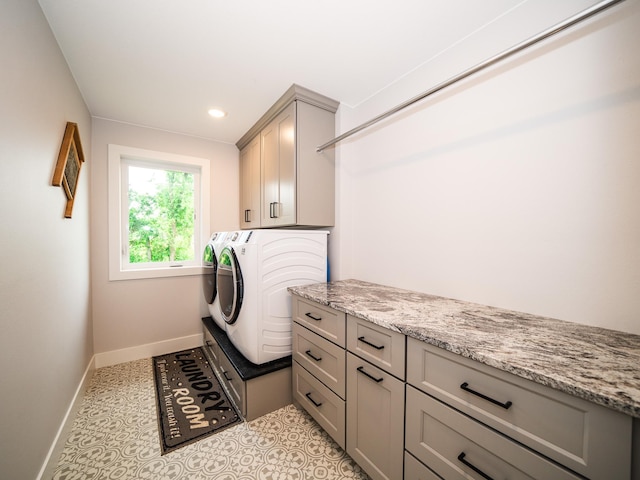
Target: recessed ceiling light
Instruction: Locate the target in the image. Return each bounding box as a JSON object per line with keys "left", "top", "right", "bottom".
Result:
{"left": 208, "top": 108, "right": 227, "bottom": 118}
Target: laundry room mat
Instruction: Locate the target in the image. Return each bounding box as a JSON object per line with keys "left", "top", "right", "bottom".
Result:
{"left": 152, "top": 347, "right": 241, "bottom": 455}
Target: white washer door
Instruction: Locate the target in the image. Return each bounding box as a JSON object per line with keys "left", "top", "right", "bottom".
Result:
{"left": 201, "top": 243, "right": 217, "bottom": 304}
{"left": 217, "top": 245, "right": 243, "bottom": 325}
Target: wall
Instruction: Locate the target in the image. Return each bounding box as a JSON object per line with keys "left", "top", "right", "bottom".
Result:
{"left": 91, "top": 118, "right": 239, "bottom": 363}
{"left": 334, "top": 0, "right": 640, "bottom": 335}
{"left": 0, "top": 1, "right": 93, "bottom": 478}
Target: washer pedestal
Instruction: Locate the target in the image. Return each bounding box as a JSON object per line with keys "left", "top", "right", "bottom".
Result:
{"left": 202, "top": 316, "right": 292, "bottom": 421}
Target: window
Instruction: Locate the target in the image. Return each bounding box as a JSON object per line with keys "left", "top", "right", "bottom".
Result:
{"left": 108, "top": 144, "right": 210, "bottom": 280}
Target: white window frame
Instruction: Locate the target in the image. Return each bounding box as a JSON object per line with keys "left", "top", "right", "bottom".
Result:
{"left": 108, "top": 144, "right": 210, "bottom": 281}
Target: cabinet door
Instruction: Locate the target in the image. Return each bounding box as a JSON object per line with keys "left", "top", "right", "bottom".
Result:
{"left": 261, "top": 102, "right": 295, "bottom": 226}
{"left": 346, "top": 352, "right": 404, "bottom": 480}
{"left": 239, "top": 135, "right": 260, "bottom": 229}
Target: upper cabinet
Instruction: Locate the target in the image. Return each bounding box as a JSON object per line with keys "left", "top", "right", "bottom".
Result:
{"left": 239, "top": 135, "right": 260, "bottom": 229}
{"left": 236, "top": 85, "right": 339, "bottom": 228}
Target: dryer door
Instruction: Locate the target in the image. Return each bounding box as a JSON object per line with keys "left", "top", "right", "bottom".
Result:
{"left": 217, "top": 245, "right": 243, "bottom": 325}
{"left": 201, "top": 243, "right": 217, "bottom": 304}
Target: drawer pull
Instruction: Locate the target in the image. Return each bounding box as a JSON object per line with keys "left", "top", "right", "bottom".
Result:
{"left": 305, "top": 350, "right": 322, "bottom": 362}
{"left": 457, "top": 452, "right": 494, "bottom": 480}
{"left": 223, "top": 371, "right": 232, "bottom": 381}
{"left": 305, "top": 392, "right": 323, "bottom": 407}
{"left": 357, "top": 366, "right": 383, "bottom": 383}
{"left": 460, "top": 382, "right": 513, "bottom": 410}
{"left": 357, "top": 336, "right": 384, "bottom": 350}
{"left": 305, "top": 312, "right": 322, "bottom": 321}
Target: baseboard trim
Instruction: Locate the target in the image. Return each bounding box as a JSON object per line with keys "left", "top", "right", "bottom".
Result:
{"left": 94, "top": 333, "right": 204, "bottom": 368}
{"left": 37, "top": 355, "right": 96, "bottom": 480}
{"left": 36, "top": 334, "right": 204, "bottom": 478}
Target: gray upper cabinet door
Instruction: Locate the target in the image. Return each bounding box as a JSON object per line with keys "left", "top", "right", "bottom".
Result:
{"left": 261, "top": 103, "right": 295, "bottom": 227}
{"left": 239, "top": 135, "right": 260, "bottom": 228}
{"left": 294, "top": 100, "right": 336, "bottom": 227}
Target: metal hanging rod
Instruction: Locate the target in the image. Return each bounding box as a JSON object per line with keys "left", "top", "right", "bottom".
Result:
{"left": 316, "top": 0, "right": 625, "bottom": 153}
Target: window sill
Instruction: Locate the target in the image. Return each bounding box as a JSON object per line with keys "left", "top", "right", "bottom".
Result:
{"left": 109, "top": 265, "right": 204, "bottom": 281}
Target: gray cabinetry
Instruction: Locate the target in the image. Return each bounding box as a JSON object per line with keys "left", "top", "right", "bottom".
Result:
{"left": 236, "top": 84, "right": 338, "bottom": 228}
{"left": 404, "top": 451, "right": 442, "bottom": 480}
{"left": 405, "top": 337, "right": 633, "bottom": 480}
{"left": 406, "top": 385, "right": 580, "bottom": 480}
{"left": 260, "top": 103, "right": 295, "bottom": 226}
{"left": 291, "top": 295, "right": 347, "bottom": 448}
{"left": 202, "top": 318, "right": 291, "bottom": 421}
{"left": 288, "top": 280, "right": 637, "bottom": 480}
{"left": 346, "top": 316, "right": 406, "bottom": 480}
{"left": 293, "top": 322, "right": 345, "bottom": 398}
{"left": 239, "top": 135, "right": 260, "bottom": 228}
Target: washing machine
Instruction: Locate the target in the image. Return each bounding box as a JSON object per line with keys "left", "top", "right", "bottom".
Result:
{"left": 201, "top": 231, "right": 229, "bottom": 328}
{"left": 216, "top": 229, "right": 328, "bottom": 365}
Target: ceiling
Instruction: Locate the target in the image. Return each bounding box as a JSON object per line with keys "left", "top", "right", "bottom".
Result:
{"left": 38, "top": 0, "right": 601, "bottom": 145}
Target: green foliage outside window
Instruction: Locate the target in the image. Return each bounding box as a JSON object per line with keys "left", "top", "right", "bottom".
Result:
{"left": 128, "top": 167, "right": 195, "bottom": 263}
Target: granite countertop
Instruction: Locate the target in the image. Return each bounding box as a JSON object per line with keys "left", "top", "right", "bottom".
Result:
{"left": 288, "top": 279, "right": 640, "bottom": 418}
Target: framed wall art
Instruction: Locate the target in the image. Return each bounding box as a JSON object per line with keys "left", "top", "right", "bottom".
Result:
{"left": 52, "top": 121, "right": 85, "bottom": 218}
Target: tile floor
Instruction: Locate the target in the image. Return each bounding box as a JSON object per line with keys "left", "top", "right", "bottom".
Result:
{"left": 52, "top": 358, "right": 369, "bottom": 480}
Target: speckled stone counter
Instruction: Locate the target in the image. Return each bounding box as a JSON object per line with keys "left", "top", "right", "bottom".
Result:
{"left": 288, "top": 279, "right": 640, "bottom": 418}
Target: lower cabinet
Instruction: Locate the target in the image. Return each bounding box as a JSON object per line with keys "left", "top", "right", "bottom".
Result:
{"left": 290, "top": 297, "right": 635, "bottom": 480}
{"left": 406, "top": 337, "right": 633, "bottom": 480}
{"left": 346, "top": 352, "right": 405, "bottom": 480}
{"left": 292, "top": 361, "right": 346, "bottom": 449}
{"left": 202, "top": 317, "right": 292, "bottom": 421}
{"left": 405, "top": 385, "right": 580, "bottom": 480}
{"left": 292, "top": 296, "right": 347, "bottom": 449}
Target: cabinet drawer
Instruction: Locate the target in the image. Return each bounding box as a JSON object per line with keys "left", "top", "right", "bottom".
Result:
{"left": 404, "top": 452, "right": 442, "bottom": 480}
{"left": 293, "top": 322, "right": 346, "bottom": 399}
{"left": 293, "top": 361, "right": 345, "bottom": 449}
{"left": 217, "top": 341, "right": 246, "bottom": 417}
{"left": 203, "top": 327, "right": 221, "bottom": 368}
{"left": 293, "top": 296, "right": 346, "bottom": 347}
{"left": 406, "top": 386, "right": 581, "bottom": 480}
{"left": 347, "top": 315, "right": 405, "bottom": 380}
{"left": 407, "top": 338, "right": 632, "bottom": 480}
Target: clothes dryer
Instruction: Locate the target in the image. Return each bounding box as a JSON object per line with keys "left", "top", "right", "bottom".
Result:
{"left": 217, "top": 229, "right": 328, "bottom": 365}
{"left": 201, "top": 231, "right": 229, "bottom": 328}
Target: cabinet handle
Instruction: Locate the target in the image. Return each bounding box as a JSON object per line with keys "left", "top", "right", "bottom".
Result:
{"left": 460, "top": 382, "right": 513, "bottom": 410}
{"left": 305, "top": 392, "right": 323, "bottom": 407}
{"left": 223, "top": 371, "right": 232, "bottom": 382}
{"left": 457, "top": 452, "right": 494, "bottom": 480}
{"left": 357, "top": 336, "right": 385, "bottom": 350}
{"left": 357, "top": 366, "right": 383, "bottom": 383}
{"left": 305, "top": 350, "right": 322, "bottom": 362}
{"left": 305, "top": 312, "right": 322, "bottom": 321}
{"left": 244, "top": 209, "right": 251, "bottom": 223}
{"left": 269, "top": 202, "right": 279, "bottom": 218}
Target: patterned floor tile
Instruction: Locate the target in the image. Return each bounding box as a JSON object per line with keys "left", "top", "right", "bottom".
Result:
{"left": 52, "top": 358, "right": 369, "bottom": 480}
